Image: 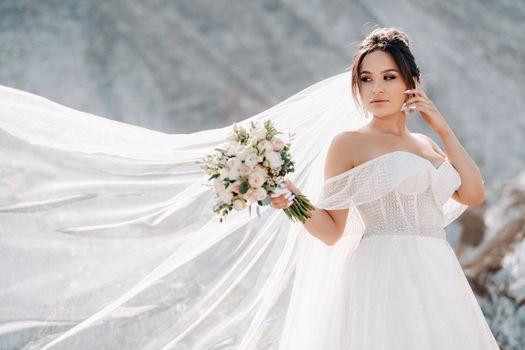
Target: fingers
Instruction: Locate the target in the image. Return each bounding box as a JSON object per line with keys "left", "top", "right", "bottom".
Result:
{"left": 270, "top": 193, "right": 293, "bottom": 209}
{"left": 269, "top": 179, "right": 297, "bottom": 209}
{"left": 270, "top": 185, "right": 292, "bottom": 198}
{"left": 404, "top": 88, "right": 426, "bottom": 96}
{"left": 403, "top": 95, "right": 425, "bottom": 106}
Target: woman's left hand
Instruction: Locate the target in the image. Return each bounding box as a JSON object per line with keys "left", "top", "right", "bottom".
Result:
{"left": 402, "top": 88, "right": 449, "bottom": 134}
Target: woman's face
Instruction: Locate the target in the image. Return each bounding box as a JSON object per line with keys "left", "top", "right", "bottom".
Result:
{"left": 358, "top": 50, "right": 414, "bottom": 118}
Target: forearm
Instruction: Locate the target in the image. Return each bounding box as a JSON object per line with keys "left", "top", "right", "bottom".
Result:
{"left": 301, "top": 206, "right": 340, "bottom": 246}
{"left": 436, "top": 125, "right": 485, "bottom": 204}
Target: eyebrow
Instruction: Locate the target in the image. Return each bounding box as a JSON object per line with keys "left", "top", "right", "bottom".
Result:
{"left": 360, "top": 69, "right": 399, "bottom": 74}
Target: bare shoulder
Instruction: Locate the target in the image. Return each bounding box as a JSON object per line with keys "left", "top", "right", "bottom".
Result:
{"left": 411, "top": 132, "right": 447, "bottom": 158}
{"left": 324, "top": 131, "right": 362, "bottom": 180}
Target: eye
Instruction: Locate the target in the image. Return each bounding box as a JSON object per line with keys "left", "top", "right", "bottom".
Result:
{"left": 359, "top": 75, "right": 396, "bottom": 82}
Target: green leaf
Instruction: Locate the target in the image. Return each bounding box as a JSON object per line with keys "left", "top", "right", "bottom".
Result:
{"left": 264, "top": 185, "right": 276, "bottom": 192}
{"left": 261, "top": 196, "right": 272, "bottom": 206}
{"left": 208, "top": 174, "right": 220, "bottom": 181}
{"left": 239, "top": 182, "right": 249, "bottom": 194}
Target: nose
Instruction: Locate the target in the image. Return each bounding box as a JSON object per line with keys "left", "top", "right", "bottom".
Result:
{"left": 371, "top": 80, "right": 385, "bottom": 94}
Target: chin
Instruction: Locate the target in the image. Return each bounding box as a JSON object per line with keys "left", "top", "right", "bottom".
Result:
{"left": 370, "top": 110, "right": 389, "bottom": 116}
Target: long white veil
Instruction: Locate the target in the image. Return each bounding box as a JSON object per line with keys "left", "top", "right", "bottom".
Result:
{"left": 0, "top": 71, "right": 466, "bottom": 349}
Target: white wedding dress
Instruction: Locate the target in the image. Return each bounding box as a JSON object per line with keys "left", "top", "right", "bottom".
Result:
{"left": 315, "top": 150, "right": 500, "bottom": 349}
{"left": 0, "top": 71, "right": 499, "bottom": 349}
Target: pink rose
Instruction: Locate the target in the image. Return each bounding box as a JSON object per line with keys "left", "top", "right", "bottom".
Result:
{"left": 254, "top": 187, "right": 267, "bottom": 201}
{"left": 245, "top": 188, "right": 256, "bottom": 202}
{"left": 239, "top": 163, "right": 252, "bottom": 176}
{"left": 248, "top": 172, "right": 265, "bottom": 188}
{"left": 271, "top": 137, "right": 285, "bottom": 151}
{"left": 254, "top": 164, "right": 267, "bottom": 175}
{"left": 229, "top": 181, "right": 241, "bottom": 194}
{"left": 218, "top": 190, "right": 233, "bottom": 204}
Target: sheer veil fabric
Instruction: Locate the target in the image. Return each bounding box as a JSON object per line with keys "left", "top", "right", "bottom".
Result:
{"left": 0, "top": 71, "right": 467, "bottom": 349}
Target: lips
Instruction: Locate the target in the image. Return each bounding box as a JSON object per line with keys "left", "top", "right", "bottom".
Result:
{"left": 371, "top": 99, "right": 388, "bottom": 103}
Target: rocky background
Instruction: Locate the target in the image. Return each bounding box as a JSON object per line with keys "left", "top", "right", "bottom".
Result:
{"left": 1, "top": 0, "right": 523, "bottom": 348}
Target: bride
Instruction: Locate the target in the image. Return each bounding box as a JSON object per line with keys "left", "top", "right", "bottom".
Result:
{"left": 0, "top": 26, "right": 499, "bottom": 349}
{"left": 271, "top": 27, "right": 500, "bottom": 350}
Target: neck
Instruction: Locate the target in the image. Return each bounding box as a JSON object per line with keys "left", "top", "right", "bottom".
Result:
{"left": 368, "top": 111, "right": 409, "bottom": 137}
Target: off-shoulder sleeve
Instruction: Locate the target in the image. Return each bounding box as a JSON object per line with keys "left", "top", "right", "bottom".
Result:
{"left": 440, "top": 169, "right": 469, "bottom": 228}
{"left": 316, "top": 155, "right": 398, "bottom": 210}
{"left": 314, "top": 156, "right": 396, "bottom": 237}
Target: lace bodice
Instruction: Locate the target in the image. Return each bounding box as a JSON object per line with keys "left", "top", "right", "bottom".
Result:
{"left": 316, "top": 151, "right": 467, "bottom": 240}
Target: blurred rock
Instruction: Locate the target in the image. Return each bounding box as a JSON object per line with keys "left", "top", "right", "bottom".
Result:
{"left": 455, "top": 171, "right": 525, "bottom": 349}
{"left": 0, "top": 0, "right": 524, "bottom": 182}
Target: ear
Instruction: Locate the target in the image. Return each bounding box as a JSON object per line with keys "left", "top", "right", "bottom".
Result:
{"left": 412, "top": 76, "right": 418, "bottom": 88}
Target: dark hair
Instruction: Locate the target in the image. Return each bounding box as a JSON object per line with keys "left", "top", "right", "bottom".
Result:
{"left": 350, "top": 26, "right": 421, "bottom": 117}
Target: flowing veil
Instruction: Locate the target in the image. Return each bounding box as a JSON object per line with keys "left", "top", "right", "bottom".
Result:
{"left": 0, "top": 71, "right": 467, "bottom": 350}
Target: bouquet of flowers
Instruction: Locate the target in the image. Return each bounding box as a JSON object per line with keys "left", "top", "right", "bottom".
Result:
{"left": 196, "top": 120, "right": 315, "bottom": 223}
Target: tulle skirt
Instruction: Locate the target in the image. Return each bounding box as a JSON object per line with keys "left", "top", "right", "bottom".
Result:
{"left": 341, "top": 234, "right": 499, "bottom": 350}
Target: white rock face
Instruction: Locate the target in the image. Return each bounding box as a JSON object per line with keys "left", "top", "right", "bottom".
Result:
{"left": 0, "top": 0, "right": 523, "bottom": 182}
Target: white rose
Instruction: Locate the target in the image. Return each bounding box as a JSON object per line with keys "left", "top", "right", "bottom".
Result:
{"left": 219, "top": 167, "right": 230, "bottom": 180}
{"left": 265, "top": 151, "right": 282, "bottom": 169}
{"left": 233, "top": 199, "right": 247, "bottom": 211}
{"left": 218, "top": 190, "right": 233, "bottom": 204}
{"left": 235, "top": 145, "right": 246, "bottom": 156}
{"left": 257, "top": 140, "right": 273, "bottom": 153}
{"left": 254, "top": 127, "right": 267, "bottom": 140}
{"left": 271, "top": 137, "right": 285, "bottom": 151}
{"left": 228, "top": 169, "right": 240, "bottom": 180}
{"left": 244, "top": 155, "right": 258, "bottom": 168}
{"left": 240, "top": 147, "right": 255, "bottom": 162}
{"left": 254, "top": 187, "right": 267, "bottom": 201}
{"left": 237, "top": 150, "right": 247, "bottom": 161}
{"left": 227, "top": 157, "right": 241, "bottom": 170}
{"left": 226, "top": 144, "right": 238, "bottom": 156}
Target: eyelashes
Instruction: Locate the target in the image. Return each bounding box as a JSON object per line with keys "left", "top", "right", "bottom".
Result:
{"left": 359, "top": 75, "right": 396, "bottom": 82}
